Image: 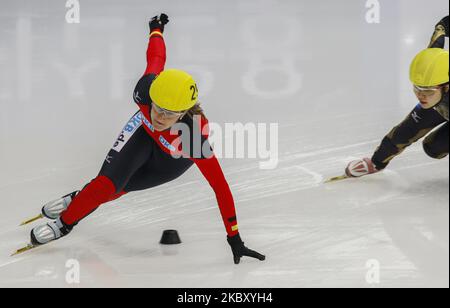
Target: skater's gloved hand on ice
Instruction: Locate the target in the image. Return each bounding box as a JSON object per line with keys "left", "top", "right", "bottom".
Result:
{"left": 227, "top": 233, "right": 265, "bottom": 265}
{"left": 345, "top": 158, "right": 379, "bottom": 178}
{"left": 149, "top": 13, "right": 169, "bottom": 33}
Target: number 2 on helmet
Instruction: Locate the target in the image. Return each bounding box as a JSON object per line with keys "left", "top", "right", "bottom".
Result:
{"left": 190, "top": 84, "right": 198, "bottom": 101}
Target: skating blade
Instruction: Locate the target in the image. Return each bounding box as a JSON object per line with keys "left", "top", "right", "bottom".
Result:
{"left": 20, "top": 214, "right": 44, "bottom": 226}
{"left": 11, "top": 244, "right": 37, "bottom": 256}
{"left": 324, "top": 175, "right": 349, "bottom": 183}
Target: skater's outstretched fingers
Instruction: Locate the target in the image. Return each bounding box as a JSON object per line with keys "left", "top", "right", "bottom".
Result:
{"left": 242, "top": 247, "right": 266, "bottom": 261}
{"left": 227, "top": 233, "right": 266, "bottom": 265}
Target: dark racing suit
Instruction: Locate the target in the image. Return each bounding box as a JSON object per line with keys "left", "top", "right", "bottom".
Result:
{"left": 371, "top": 16, "right": 449, "bottom": 170}
{"left": 59, "top": 29, "right": 239, "bottom": 237}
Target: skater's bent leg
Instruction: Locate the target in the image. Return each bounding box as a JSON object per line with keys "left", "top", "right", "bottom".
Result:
{"left": 61, "top": 175, "right": 119, "bottom": 226}
{"left": 124, "top": 146, "right": 194, "bottom": 193}
{"left": 98, "top": 116, "right": 154, "bottom": 193}
{"left": 31, "top": 175, "right": 122, "bottom": 246}
{"left": 60, "top": 114, "right": 154, "bottom": 225}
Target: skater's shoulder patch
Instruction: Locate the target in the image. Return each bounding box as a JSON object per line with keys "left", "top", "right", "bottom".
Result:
{"left": 133, "top": 74, "right": 157, "bottom": 106}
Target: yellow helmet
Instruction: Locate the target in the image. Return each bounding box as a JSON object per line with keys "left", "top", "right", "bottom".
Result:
{"left": 149, "top": 69, "right": 198, "bottom": 112}
{"left": 410, "top": 48, "right": 449, "bottom": 87}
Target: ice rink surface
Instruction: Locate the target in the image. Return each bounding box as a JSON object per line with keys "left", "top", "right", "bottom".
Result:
{"left": 0, "top": 0, "right": 448, "bottom": 288}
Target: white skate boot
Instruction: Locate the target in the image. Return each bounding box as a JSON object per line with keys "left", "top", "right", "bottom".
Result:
{"left": 41, "top": 191, "right": 79, "bottom": 219}
{"left": 13, "top": 193, "right": 78, "bottom": 255}
{"left": 20, "top": 191, "right": 79, "bottom": 226}
{"left": 30, "top": 217, "right": 73, "bottom": 246}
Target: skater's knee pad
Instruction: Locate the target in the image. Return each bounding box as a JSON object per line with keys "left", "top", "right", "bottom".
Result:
{"left": 423, "top": 138, "right": 448, "bottom": 159}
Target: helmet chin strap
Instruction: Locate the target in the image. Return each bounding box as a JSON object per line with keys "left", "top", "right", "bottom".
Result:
{"left": 179, "top": 110, "right": 189, "bottom": 120}
{"left": 438, "top": 86, "right": 449, "bottom": 104}
{"left": 429, "top": 89, "right": 446, "bottom": 108}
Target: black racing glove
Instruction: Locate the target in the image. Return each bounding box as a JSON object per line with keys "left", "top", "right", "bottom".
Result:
{"left": 227, "top": 233, "right": 266, "bottom": 265}
{"left": 149, "top": 13, "right": 169, "bottom": 33}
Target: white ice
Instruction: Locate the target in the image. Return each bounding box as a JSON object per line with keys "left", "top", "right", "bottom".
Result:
{"left": 0, "top": 0, "right": 448, "bottom": 288}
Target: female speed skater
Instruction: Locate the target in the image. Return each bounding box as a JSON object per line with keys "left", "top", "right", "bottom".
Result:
{"left": 345, "top": 16, "right": 449, "bottom": 178}
{"left": 20, "top": 14, "right": 265, "bottom": 265}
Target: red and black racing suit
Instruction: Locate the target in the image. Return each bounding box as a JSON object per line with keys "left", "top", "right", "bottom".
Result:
{"left": 59, "top": 29, "right": 239, "bottom": 237}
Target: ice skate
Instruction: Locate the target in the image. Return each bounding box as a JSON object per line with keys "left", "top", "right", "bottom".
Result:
{"left": 20, "top": 191, "right": 79, "bottom": 226}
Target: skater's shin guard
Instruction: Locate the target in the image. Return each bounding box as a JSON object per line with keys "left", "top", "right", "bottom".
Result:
{"left": 61, "top": 176, "right": 126, "bottom": 226}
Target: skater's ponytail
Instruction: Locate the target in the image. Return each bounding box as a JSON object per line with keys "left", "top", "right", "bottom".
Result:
{"left": 186, "top": 103, "right": 207, "bottom": 120}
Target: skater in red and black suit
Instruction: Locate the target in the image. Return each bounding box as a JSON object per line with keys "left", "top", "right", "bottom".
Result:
{"left": 27, "top": 14, "right": 265, "bottom": 265}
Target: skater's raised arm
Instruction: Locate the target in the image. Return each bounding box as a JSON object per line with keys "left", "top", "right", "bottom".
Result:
{"left": 428, "top": 15, "right": 449, "bottom": 48}
{"left": 144, "top": 14, "right": 169, "bottom": 76}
